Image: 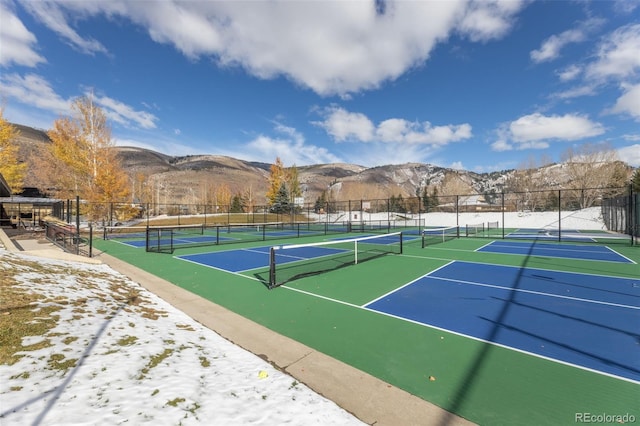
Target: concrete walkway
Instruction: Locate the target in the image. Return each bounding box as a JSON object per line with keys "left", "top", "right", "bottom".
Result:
{"left": 1, "top": 229, "right": 474, "bottom": 426}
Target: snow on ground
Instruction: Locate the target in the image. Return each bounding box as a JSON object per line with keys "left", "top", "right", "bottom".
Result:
{"left": 422, "top": 207, "right": 607, "bottom": 230}
{"left": 316, "top": 207, "right": 607, "bottom": 230}
{"left": 0, "top": 249, "right": 365, "bottom": 425}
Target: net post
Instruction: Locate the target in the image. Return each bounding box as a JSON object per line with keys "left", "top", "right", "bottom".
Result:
{"left": 269, "top": 247, "right": 276, "bottom": 289}
{"left": 400, "top": 231, "right": 403, "bottom": 254}
{"left": 354, "top": 240, "right": 358, "bottom": 264}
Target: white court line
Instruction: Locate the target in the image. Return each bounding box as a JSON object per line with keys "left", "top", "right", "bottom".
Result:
{"left": 423, "top": 274, "right": 640, "bottom": 310}
{"left": 281, "top": 276, "right": 640, "bottom": 385}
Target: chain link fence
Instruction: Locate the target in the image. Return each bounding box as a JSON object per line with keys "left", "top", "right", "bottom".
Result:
{"left": 44, "top": 185, "right": 637, "bottom": 253}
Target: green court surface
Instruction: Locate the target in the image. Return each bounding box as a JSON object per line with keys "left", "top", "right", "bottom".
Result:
{"left": 93, "top": 232, "right": 640, "bottom": 425}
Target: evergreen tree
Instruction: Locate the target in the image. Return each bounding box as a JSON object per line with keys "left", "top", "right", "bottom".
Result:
{"left": 271, "top": 183, "right": 290, "bottom": 213}
{"left": 230, "top": 193, "right": 245, "bottom": 213}
{"left": 314, "top": 190, "right": 327, "bottom": 213}
{"left": 266, "top": 158, "right": 302, "bottom": 210}
{"left": 421, "top": 187, "right": 430, "bottom": 212}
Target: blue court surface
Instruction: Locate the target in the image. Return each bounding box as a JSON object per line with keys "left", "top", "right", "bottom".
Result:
{"left": 365, "top": 261, "right": 640, "bottom": 382}
{"left": 119, "top": 235, "right": 234, "bottom": 248}
{"left": 505, "top": 228, "right": 623, "bottom": 243}
{"left": 477, "top": 240, "right": 634, "bottom": 263}
{"left": 177, "top": 245, "right": 350, "bottom": 273}
{"left": 177, "top": 234, "right": 403, "bottom": 272}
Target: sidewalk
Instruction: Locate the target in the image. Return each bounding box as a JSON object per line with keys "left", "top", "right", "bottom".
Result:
{"left": 1, "top": 228, "right": 474, "bottom": 426}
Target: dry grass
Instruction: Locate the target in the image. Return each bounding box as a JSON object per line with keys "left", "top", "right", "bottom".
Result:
{"left": 0, "top": 263, "right": 60, "bottom": 365}
{"left": 0, "top": 251, "right": 163, "bottom": 376}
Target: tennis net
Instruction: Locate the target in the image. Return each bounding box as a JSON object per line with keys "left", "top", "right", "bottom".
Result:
{"left": 268, "top": 231, "right": 403, "bottom": 288}
{"left": 103, "top": 225, "right": 148, "bottom": 240}
{"left": 422, "top": 226, "right": 459, "bottom": 248}
{"left": 465, "top": 222, "right": 485, "bottom": 237}
{"left": 487, "top": 221, "right": 500, "bottom": 230}
{"left": 145, "top": 224, "right": 206, "bottom": 252}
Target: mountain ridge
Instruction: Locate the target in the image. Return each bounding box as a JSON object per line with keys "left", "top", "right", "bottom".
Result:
{"left": 11, "top": 122, "right": 632, "bottom": 204}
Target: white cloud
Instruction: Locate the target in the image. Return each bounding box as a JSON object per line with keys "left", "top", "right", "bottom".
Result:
{"left": 617, "top": 144, "right": 640, "bottom": 167}
{"left": 549, "top": 24, "right": 640, "bottom": 105}
{"left": 491, "top": 139, "right": 513, "bottom": 152}
{"left": 509, "top": 113, "right": 605, "bottom": 142}
{"left": 613, "top": 0, "right": 640, "bottom": 14}
{"left": 586, "top": 23, "right": 640, "bottom": 81}
{"left": 0, "top": 73, "right": 158, "bottom": 131}
{"left": 343, "top": 142, "right": 439, "bottom": 167}
{"left": 315, "top": 107, "right": 472, "bottom": 147}
{"left": 20, "top": 0, "right": 108, "bottom": 56}
{"left": 242, "top": 123, "right": 341, "bottom": 166}
{"left": 530, "top": 19, "right": 603, "bottom": 64}
{"left": 492, "top": 113, "right": 605, "bottom": 151}
{"left": 609, "top": 83, "right": 640, "bottom": 121}
{"left": 94, "top": 94, "right": 158, "bottom": 129}
{"left": 0, "top": 73, "right": 70, "bottom": 115}
{"left": 551, "top": 84, "right": 597, "bottom": 100}
{"left": 531, "top": 29, "right": 586, "bottom": 63}
{"left": 0, "top": 2, "right": 45, "bottom": 67}
{"left": 457, "top": 0, "right": 524, "bottom": 42}
{"left": 18, "top": 0, "right": 526, "bottom": 96}
{"left": 556, "top": 64, "right": 582, "bottom": 82}
{"left": 315, "top": 108, "right": 375, "bottom": 142}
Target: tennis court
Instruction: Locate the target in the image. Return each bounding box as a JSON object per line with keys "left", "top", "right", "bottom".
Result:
{"left": 94, "top": 225, "right": 639, "bottom": 425}
{"left": 477, "top": 240, "right": 634, "bottom": 263}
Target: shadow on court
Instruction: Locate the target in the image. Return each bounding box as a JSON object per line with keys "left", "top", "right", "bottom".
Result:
{"left": 436, "top": 239, "right": 539, "bottom": 426}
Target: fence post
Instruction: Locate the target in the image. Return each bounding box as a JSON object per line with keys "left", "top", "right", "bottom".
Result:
{"left": 76, "top": 196, "right": 80, "bottom": 255}
{"left": 629, "top": 183, "right": 636, "bottom": 246}
{"left": 558, "top": 190, "right": 562, "bottom": 242}
{"left": 455, "top": 195, "right": 459, "bottom": 229}
{"left": 501, "top": 192, "right": 505, "bottom": 239}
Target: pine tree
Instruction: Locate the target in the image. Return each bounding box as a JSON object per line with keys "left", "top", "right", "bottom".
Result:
{"left": 272, "top": 183, "right": 290, "bottom": 213}
{"left": 230, "top": 193, "right": 245, "bottom": 213}
{"left": 0, "top": 111, "right": 26, "bottom": 194}
{"left": 314, "top": 190, "right": 328, "bottom": 213}
{"left": 266, "top": 158, "right": 302, "bottom": 210}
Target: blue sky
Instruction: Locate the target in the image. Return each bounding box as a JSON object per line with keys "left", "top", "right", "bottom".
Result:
{"left": 1, "top": 0, "right": 639, "bottom": 171}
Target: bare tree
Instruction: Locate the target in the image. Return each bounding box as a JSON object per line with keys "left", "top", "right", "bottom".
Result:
{"left": 561, "top": 143, "right": 630, "bottom": 208}
{"left": 505, "top": 154, "right": 553, "bottom": 212}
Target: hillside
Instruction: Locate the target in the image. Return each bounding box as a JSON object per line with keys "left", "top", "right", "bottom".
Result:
{"left": 10, "top": 123, "right": 634, "bottom": 205}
